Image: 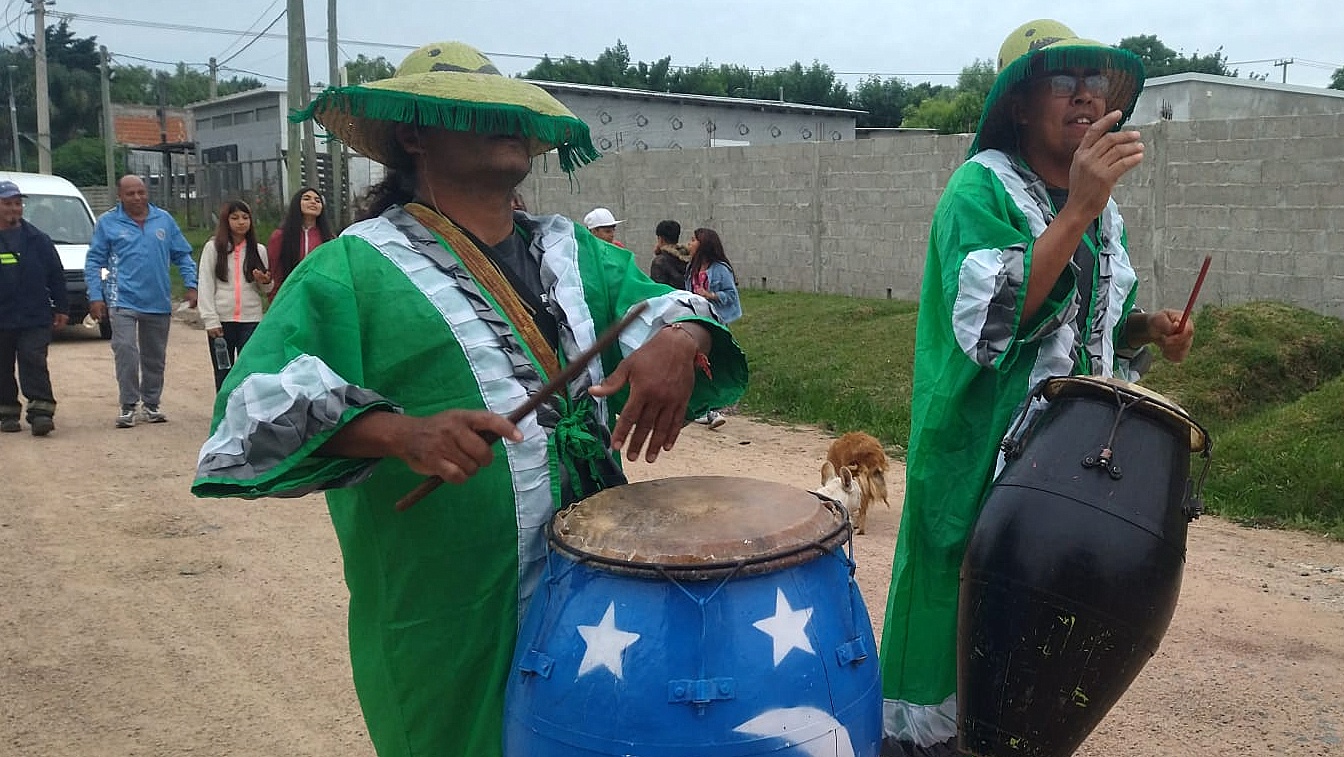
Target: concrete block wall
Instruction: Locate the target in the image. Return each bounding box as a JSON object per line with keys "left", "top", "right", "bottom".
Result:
{"left": 520, "top": 112, "right": 1344, "bottom": 318}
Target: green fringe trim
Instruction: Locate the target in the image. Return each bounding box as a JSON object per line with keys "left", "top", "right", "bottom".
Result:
{"left": 969, "top": 45, "right": 1146, "bottom": 158}
{"left": 291, "top": 86, "right": 602, "bottom": 173}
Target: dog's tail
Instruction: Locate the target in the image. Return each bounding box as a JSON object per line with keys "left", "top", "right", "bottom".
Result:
{"left": 853, "top": 467, "right": 890, "bottom": 510}
{"left": 871, "top": 469, "right": 889, "bottom": 508}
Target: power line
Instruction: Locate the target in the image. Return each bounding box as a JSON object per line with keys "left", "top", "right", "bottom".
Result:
{"left": 218, "top": 65, "right": 285, "bottom": 83}
{"left": 215, "top": 0, "right": 282, "bottom": 61}
{"left": 218, "top": 10, "right": 286, "bottom": 67}
{"left": 111, "top": 52, "right": 209, "bottom": 68}
{"left": 56, "top": 11, "right": 541, "bottom": 59}
{"left": 2, "top": 0, "right": 21, "bottom": 36}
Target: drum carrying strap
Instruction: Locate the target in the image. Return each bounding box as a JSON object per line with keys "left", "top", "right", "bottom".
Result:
{"left": 405, "top": 202, "right": 563, "bottom": 380}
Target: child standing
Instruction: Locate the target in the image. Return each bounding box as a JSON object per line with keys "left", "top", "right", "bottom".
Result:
{"left": 198, "top": 200, "right": 270, "bottom": 391}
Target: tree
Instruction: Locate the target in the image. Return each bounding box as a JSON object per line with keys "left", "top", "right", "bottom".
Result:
{"left": 110, "top": 64, "right": 261, "bottom": 107}
{"left": 344, "top": 54, "right": 395, "bottom": 85}
{"left": 956, "top": 59, "right": 996, "bottom": 100}
{"left": 524, "top": 42, "right": 853, "bottom": 108}
{"left": 1330, "top": 67, "right": 1344, "bottom": 91}
{"left": 1118, "top": 34, "right": 1236, "bottom": 78}
{"left": 899, "top": 60, "right": 993, "bottom": 134}
{"left": 52, "top": 136, "right": 127, "bottom": 185}
{"left": 900, "top": 90, "right": 983, "bottom": 134}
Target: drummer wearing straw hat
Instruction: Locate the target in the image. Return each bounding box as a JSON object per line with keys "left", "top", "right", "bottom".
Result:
{"left": 879, "top": 20, "right": 1194, "bottom": 757}
{"left": 191, "top": 42, "right": 747, "bottom": 757}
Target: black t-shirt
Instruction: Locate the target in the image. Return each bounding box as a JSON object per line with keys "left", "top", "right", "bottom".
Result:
{"left": 456, "top": 224, "right": 560, "bottom": 350}
{"left": 1046, "top": 187, "right": 1099, "bottom": 334}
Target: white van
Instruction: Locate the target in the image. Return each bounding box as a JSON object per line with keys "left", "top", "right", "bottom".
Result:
{"left": 0, "top": 171, "right": 106, "bottom": 337}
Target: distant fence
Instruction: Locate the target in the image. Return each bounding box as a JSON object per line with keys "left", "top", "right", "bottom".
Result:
{"left": 82, "top": 158, "right": 286, "bottom": 230}
{"left": 523, "top": 112, "right": 1344, "bottom": 319}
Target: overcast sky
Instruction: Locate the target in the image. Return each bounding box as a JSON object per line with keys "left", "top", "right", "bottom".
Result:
{"left": 13, "top": 0, "right": 1344, "bottom": 91}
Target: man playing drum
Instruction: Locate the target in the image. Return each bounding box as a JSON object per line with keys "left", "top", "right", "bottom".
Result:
{"left": 879, "top": 20, "right": 1195, "bottom": 757}
{"left": 191, "top": 42, "right": 747, "bottom": 757}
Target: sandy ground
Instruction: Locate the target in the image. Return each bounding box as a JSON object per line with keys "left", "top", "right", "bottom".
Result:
{"left": 2, "top": 319, "right": 1343, "bottom": 757}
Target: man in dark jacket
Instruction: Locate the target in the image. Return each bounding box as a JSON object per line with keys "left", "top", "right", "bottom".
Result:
{"left": 0, "top": 180, "right": 69, "bottom": 436}
{"left": 649, "top": 219, "right": 691, "bottom": 289}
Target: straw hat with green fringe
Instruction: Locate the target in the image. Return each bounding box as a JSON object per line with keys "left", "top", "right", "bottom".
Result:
{"left": 292, "top": 41, "right": 600, "bottom": 173}
{"left": 969, "top": 20, "right": 1146, "bottom": 158}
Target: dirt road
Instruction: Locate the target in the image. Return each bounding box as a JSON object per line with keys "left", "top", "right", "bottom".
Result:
{"left": 3, "top": 321, "right": 1342, "bottom": 756}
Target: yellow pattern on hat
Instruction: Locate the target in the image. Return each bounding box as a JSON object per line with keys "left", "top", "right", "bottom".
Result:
{"left": 969, "top": 19, "right": 1146, "bottom": 157}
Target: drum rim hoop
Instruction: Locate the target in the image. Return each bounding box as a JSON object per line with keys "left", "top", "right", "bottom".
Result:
{"left": 1041, "top": 375, "right": 1209, "bottom": 452}
{"left": 547, "top": 498, "right": 852, "bottom": 580}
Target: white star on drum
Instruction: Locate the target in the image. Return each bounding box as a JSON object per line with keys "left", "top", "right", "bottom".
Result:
{"left": 753, "top": 588, "right": 815, "bottom": 666}
{"left": 576, "top": 602, "right": 640, "bottom": 680}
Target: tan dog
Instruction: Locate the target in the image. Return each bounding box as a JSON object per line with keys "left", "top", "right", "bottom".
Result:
{"left": 816, "top": 432, "right": 890, "bottom": 535}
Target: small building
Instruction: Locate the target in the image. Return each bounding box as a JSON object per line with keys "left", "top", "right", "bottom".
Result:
{"left": 187, "top": 86, "right": 380, "bottom": 221}
{"left": 1131, "top": 72, "right": 1344, "bottom": 124}
{"left": 529, "top": 80, "right": 865, "bottom": 152}
{"left": 111, "top": 103, "right": 194, "bottom": 204}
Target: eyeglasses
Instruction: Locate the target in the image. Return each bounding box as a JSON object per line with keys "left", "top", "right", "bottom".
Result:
{"left": 1040, "top": 73, "right": 1110, "bottom": 98}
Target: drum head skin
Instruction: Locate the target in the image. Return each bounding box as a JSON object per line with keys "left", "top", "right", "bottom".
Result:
{"left": 551, "top": 476, "right": 849, "bottom": 579}
{"left": 1042, "top": 375, "right": 1208, "bottom": 452}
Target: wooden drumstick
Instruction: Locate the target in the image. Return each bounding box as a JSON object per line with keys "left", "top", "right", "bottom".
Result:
{"left": 1176, "top": 255, "right": 1212, "bottom": 334}
{"left": 395, "top": 302, "right": 650, "bottom": 512}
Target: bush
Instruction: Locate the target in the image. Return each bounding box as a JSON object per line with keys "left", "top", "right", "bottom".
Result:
{"left": 51, "top": 137, "right": 128, "bottom": 187}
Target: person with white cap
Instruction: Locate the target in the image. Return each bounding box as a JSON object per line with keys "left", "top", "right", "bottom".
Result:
{"left": 879, "top": 19, "right": 1195, "bottom": 756}
{"left": 583, "top": 206, "right": 626, "bottom": 247}
{"left": 0, "top": 179, "right": 68, "bottom": 436}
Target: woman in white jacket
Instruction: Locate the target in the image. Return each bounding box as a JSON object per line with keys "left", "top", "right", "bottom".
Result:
{"left": 198, "top": 200, "right": 271, "bottom": 391}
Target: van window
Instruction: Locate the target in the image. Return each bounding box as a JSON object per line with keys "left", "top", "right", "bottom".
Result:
{"left": 22, "top": 194, "right": 95, "bottom": 245}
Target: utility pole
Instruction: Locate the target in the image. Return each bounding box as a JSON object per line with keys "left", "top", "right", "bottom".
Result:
{"left": 156, "top": 72, "right": 170, "bottom": 207}
{"left": 1273, "top": 58, "right": 1294, "bottom": 84}
{"left": 327, "top": 0, "right": 343, "bottom": 225}
{"left": 100, "top": 46, "right": 114, "bottom": 194}
{"left": 300, "top": 47, "right": 318, "bottom": 189}
{"left": 32, "top": 0, "right": 52, "bottom": 174}
{"left": 208, "top": 57, "right": 218, "bottom": 99}
{"left": 6, "top": 65, "right": 19, "bottom": 171}
{"left": 285, "top": 0, "right": 305, "bottom": 197}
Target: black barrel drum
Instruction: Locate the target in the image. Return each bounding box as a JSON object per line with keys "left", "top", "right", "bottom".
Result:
{"left": 958, "top": 376, "right": 1211, "bottom": 757}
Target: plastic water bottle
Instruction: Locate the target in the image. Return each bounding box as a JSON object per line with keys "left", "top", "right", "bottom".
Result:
{"left": 212, "top": 336, "right": 232, "bottom": 370}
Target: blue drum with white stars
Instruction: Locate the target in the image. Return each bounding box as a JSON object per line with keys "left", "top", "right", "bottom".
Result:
{"left": 505, "top": 476, "right": 882, "bottom": 756}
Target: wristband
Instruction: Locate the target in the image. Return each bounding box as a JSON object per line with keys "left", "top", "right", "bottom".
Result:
{"left": 663, "top": 322, "right": 713, "bottom": 379}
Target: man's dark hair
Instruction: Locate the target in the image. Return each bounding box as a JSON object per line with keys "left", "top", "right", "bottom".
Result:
{"left": 655, "top": 219, "right": 680, "bottom": 244}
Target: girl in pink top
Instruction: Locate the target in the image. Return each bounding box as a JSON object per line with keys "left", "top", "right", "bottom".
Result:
{"left": 266, "top": 187, "right": 334, "bottom": 300}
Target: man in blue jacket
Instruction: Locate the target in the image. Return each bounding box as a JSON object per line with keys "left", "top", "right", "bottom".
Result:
{"left": 85, "top": 175, "right": 198, "bottom": 428}
{"left": 0, "top": 180, "right": 69, "bottom": 436}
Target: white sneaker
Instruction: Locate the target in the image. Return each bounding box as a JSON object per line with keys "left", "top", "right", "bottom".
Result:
{"left": 115, "top": 405, "right": 137, "bottom": 428}
{"left": 693, "top": 413, "right": 712, "bottom": 425}
{"left": 707, "top": 410, "right": 727, "bottom": 430}
{"left": 142, "top": 405, "right": 168, "bottom": 424}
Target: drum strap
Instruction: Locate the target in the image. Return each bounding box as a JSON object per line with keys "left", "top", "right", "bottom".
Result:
{"left": 405, "top": 202, "right": 563, "bottom": 380}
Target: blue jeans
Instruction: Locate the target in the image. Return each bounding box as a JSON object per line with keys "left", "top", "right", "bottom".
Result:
{"left": 109, "top": 308, "right": 171, "bottom": 408}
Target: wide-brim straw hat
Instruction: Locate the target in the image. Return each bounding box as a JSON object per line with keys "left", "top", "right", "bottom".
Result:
{"left": 292, "top": 41, "right": 600, "bottom": 173}
{"left": 969, "top": 19, "right": 1146, "bottom": 158}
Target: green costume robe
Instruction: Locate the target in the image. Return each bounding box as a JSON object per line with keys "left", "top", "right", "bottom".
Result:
{"left": 192, "top": 207, "right": 747, "bottom": 757}
{"left": 880, "top": 149, "right": 1146, "bottom": 748}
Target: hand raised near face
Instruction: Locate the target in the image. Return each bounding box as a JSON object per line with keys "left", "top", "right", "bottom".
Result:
{"left": 1065, "top": 110, "right": 1144, "bottom": 222}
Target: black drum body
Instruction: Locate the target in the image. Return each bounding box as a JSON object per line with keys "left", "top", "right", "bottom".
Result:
{"left": 958, "top": 377, "right": 1210, "bottom": 757}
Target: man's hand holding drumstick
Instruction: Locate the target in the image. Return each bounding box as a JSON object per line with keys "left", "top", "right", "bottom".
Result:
{"left": 318, "top": 302, "right": 712, "bottom": 509}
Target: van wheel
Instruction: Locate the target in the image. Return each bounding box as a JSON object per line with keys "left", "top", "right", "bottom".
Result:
{"left": 99, "top": 319, "right": 112, "bottom": 340}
